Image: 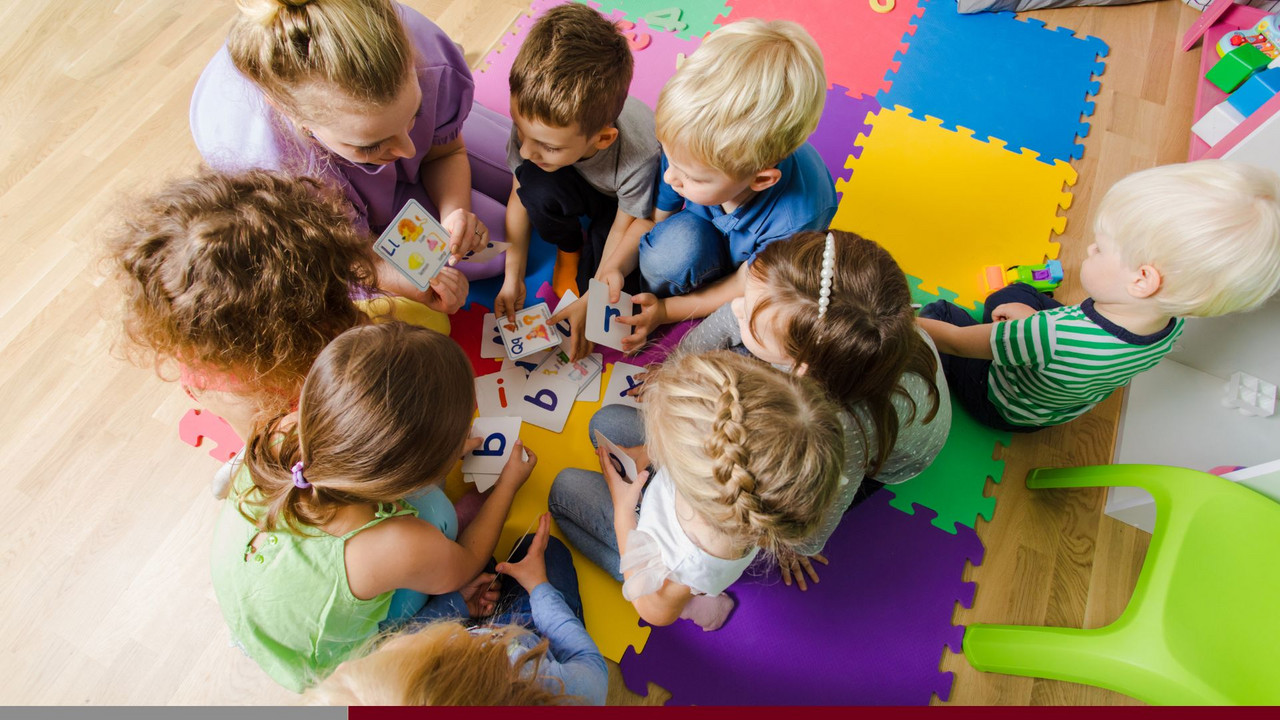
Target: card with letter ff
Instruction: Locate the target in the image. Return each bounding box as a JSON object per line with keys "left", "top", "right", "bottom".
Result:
{"left": 498, "top": 303, "right": 562, "bottom": 359}
{"left": 372, "top": 199, "right": 451, "bottom": 292}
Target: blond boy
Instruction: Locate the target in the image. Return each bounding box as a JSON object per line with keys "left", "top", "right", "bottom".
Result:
{"left": 918, "top": 160, "right": 1280, "bottom": 431}
{"left": 609, "top": 19, "right": 836, "bottom": 353}
{"left": 497, "top": 4, "right": 661, "bottom": 334}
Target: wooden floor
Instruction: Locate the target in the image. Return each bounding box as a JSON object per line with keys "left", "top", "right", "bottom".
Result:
{"left": 0, "top": 0, "right": 1201, "bottom": 705}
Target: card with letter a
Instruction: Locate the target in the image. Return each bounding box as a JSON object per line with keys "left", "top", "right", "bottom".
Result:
{"left": 372, "top": 199, "right": 451, "bottom": 292}
{"left": 498, "top": 303, "right": 561, "bottom": 359}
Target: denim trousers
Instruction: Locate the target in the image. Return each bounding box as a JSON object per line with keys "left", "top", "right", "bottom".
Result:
{"left": 548, "top": 405, "right": 646, "bottom": 582}
{"left": 637, "top": 211, "right": 737, "bottom": 297}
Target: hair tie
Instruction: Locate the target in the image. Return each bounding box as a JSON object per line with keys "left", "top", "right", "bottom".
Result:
{"left": 817, "top": 232, "right": 835, "bottom": 320}
{"left": 291, "top": 461, "right": 311, "bottom": 489}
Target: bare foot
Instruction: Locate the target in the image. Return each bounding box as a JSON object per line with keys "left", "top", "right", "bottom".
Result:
{"left": 679, "top": 593, "right": 735, "bottom": 631}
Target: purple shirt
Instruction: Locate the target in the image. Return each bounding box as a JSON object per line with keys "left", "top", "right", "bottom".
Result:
{"left": 189, "top": 4, "right": 474, "bottom": 234}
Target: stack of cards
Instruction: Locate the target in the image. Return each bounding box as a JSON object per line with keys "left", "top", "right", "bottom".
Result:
{"left": 474, "top": 348, "right": 604, "bottom": 433}
{"left": 461, "top": 416, "right": 521, "bottom": 492}
{"left": 372, "top": 200, "right": 451, "bottom": 292}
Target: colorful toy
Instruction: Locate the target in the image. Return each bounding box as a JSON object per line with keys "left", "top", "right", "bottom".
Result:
{"left": 1216, "top": 13, "right": 1280, "bottom": 59}
{"left": 1226, "top": 66, "right": 1280, "bottom": 116}
{"left": 982, "top": 259, "right": 1064, "bottom": 295}
{"left": 178, "top": 408, "right": 243, "bottom": 463}
{"left": 1206, "top": 43, "right": 1271, "bottom": 93}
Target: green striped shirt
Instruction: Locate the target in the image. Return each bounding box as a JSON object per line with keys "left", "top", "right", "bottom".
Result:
{"left": 988, "top": 300, "right": 1183, "bottom": 427}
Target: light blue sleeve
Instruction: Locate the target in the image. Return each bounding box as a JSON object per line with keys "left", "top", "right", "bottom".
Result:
{"left": 529, "top": 583, "right": 607, "bottom": 705}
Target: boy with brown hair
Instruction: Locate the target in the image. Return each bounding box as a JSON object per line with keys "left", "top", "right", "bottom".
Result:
{"left": 495, "top": 3, "right": 661, "bottom": 330}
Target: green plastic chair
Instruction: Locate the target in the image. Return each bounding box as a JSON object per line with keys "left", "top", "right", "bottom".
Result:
{"left": 963, "top": 464, "right": 1280, "bottom": 705}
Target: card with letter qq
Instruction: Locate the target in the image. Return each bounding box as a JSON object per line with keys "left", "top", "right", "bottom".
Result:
{"left": 461, "top": 416, "right": 522, "bottom": 476}
{"left": 584, "top": 278, "right": 635, "bottom": 351}
{"left": 498, "top": 303, "right": 562, "bottom": 359}
{"left": 372, "top": 199, "right": 451, "bottom": 292}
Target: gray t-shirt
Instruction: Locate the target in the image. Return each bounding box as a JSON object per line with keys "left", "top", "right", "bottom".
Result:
{"left": 678, "top": 302, "right": 953, "bottom": 554}
{"left": 506, "top": 96, "right": 661, "bottom": 219}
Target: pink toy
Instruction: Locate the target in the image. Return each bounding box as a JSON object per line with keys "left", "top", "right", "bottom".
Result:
{"left": 178, "top": 408, "right": 244, "bottom": 463}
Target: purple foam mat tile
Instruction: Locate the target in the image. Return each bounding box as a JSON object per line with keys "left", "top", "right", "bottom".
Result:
{"left": 619, "top": 491, "right": 983, "bottom": 705}
{"left": 810, "top": 87, "right": 880, "bottom": 186}
{"left": 533, "top": 283, "right": 696, "bottom": 367}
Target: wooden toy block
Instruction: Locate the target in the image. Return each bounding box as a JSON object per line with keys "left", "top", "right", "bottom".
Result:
{"left": 1207, "top": 43, "right": 1271, "bottom": 93}
{"left": 1193, "top": 98, "right": 1247, "bottom": 145}
{"left": 1228, "top": 67, "right": 1280, "bottom": 116}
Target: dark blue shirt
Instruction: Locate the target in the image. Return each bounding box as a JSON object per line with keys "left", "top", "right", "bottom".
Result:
{"left": 654, "top": 143, "right": 838, "bottom": 265}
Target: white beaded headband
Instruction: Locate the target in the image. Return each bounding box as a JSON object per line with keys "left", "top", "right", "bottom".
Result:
{"left": 817, "top": 232, "right": 835, "bottom": 319}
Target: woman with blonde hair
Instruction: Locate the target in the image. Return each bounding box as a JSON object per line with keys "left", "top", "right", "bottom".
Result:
{"left": 191, "top": 0, "right": 512, "bottom": 302}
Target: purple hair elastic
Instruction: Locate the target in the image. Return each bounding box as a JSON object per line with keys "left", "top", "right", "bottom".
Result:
{"left": 291, "top": 461, "right": 311, "bottom": 489}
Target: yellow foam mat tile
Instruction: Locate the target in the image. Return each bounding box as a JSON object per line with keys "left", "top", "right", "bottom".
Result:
{"left": 832, "top": 105, "right": 1076, "bottom": 309}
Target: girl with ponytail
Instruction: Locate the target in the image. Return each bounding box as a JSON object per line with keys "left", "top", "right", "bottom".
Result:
{"left": 677, "top": 229, "right": 951, "bottom": 588}
{"left": 210, "top": 322, "right": 546, "bottom": 692}
{"left": 549, "top": 350, "right": 844, "bottom": 631}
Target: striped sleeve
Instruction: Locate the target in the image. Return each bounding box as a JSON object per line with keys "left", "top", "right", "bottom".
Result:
{"left": 990, "top": 312, "right": 1052, "bottom": 368}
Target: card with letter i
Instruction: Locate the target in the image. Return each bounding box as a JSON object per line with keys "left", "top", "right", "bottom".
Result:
{"left": 372, "top": 199, "right": 451, "bottom": 292}
{"left": 498, "top": 303, "right": 561, "bottom": 359}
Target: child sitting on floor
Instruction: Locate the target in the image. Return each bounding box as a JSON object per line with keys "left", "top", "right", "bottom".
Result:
{"left": 549, "top": 350, "right": 844, "bottom": 631}
{"left": 212, "top": 322, "right": 539, "bottom": 692}
{"left": 917, "top": 160, "right": 1280, "bottom": 432}
{"left": 678, "top": 230, "right": 951, "bottom": 589}
{"left": 306, "top": 514, "right": 607, "bottom": 706}
{"left": 615, "top": 19, "right": 837, "bottom": 353}
{"left": 496, "top": 3, "right": 661, "bottom": 342}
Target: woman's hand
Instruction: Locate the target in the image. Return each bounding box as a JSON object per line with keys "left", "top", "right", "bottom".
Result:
{"left": 495, "top": 513, "right": 552, "bottom": 593}
{"left": 441, "top": 208, "right": 488, "bottom": 264}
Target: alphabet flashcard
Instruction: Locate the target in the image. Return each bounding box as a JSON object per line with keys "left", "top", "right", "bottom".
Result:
{"left": 372, "top": 199, "right": 451, "bottom": 292}
{"left": 595, "top": 430, "right": 640, "bottom": 484}
{"left": 517, "top": 371, "right": 579, "bottom": 433}
{"left": 461, "top": 416, "right": 522, "bottom": 475}
{"left": 464, "top": 472, "right": 500, "bottom": 493}
{"left": 475, "top": 366, "right": 527, "bottom": 417}
{"left": 498, "top": 303, "right": 561, "bottom": 359}
{"left": 584, "top": 278, "right": 634, "bottom": 351}
{"left": 602, "top": 362, "right": 645, "bottom": 409}
{"left": 503, "top": 349, "right": 551, "bottom": 377}
{"left": 552, "top": 289, "right": 579, "bottom": 352}
{"left": 532, "top": 349, "right": 602, "bottom": 399}
{"left": 461, "top": 239, "right": 510, "bottom": 265}
{"left": 480, "top": 312, "right": 506, "bottom": 359}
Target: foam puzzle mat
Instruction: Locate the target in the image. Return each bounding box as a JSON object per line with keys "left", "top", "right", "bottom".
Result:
{"left": 181, "top": 0, "right": 1108, "bottom": 704}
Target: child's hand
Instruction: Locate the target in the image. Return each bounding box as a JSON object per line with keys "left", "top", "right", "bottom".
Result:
{"left": 548, "top": 296, "right": 593, "bottom": 361}
{"left": 991, "top": 302, "right": 1037, "bottom": 322}
{"left": 598, "top": 268, "right": 627, "bottom": 304}
{"left": 625, "top": 370, "right": 650, "bottom": 402}
{"left": 778, "top": 550, "right": 827, "bottom": 592}
{"left": 497, "top": 440, "right": 537, "bottom": 491}
{"left": 494, "top": 277, "right": 526, "bottom": 324}
{"left": 617, "top": 294, "right": 667, "bottom": 354}
{"left": 423, "top": 266, "right": 469, "bottom": 315}
{"left": 441, "top": 208, "right": 488, "bottom": 264}
{"left": 495, "top": 513, "right": 552, "bottom": 592}
{"left": 598, "top": 445, "right": 646, "bottom": 512}
{"left": 460, "top": 571, "right": 500, "bottom": 618}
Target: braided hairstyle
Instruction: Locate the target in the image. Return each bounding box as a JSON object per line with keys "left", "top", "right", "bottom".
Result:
{"left": 747, "top": 230, "right": 942, "bottom": 476}
{"left": 643, "top": 350, "right": 845, "bottom": 557}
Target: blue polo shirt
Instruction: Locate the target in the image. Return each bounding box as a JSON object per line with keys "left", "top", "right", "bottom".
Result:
{"left": 654, "top": 143, "right": 837, "bottom": 265}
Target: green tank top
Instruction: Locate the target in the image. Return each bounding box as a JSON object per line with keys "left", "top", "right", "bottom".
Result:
{"left": 210, "top": 466, "right": 418, "bottom": 692}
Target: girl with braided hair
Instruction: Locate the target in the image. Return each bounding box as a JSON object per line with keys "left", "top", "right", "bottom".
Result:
{"left": 549, "top": 350, "right": 845, "bottom": 631}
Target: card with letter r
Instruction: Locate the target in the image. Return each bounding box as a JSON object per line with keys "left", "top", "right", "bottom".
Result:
{"left": 498, "top": 303, "right": 561, "bottom": 359}
{"left": 585, "top": 278, "right": 634, "bottom": 351}
{"left": 372, "top": 199, "right": 450, "bottom": 292}
{"left": 517, "top": 371, "right": 579, "bottom": 433}
{"left": 603, "top": 362, "right": 645, "bottom": 409}
{"left": 462, "top": 416, "right": 522, "bottom": 475}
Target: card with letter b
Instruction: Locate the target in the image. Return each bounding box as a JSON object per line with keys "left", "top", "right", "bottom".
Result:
{"left": 372, "top": 199, "right": 451, "bottom": 292}
{"left": 584, "top": 278, "right": 634, "bottom": 351}
{"left": 461, "top": 416, "right": 522, "bottom": 476}
{"left": 498, "top": 303, "right": 561, "bottom": 359}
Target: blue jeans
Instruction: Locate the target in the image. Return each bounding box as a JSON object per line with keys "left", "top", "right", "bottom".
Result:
{"left": 548, "top": 405, "right": 647, "bottom": 583}
{"left": 638, "top": 211, "right": 736, "bottom": 297}
{"left": 919, "top": 282, "right": 1062, "bottom": 434}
